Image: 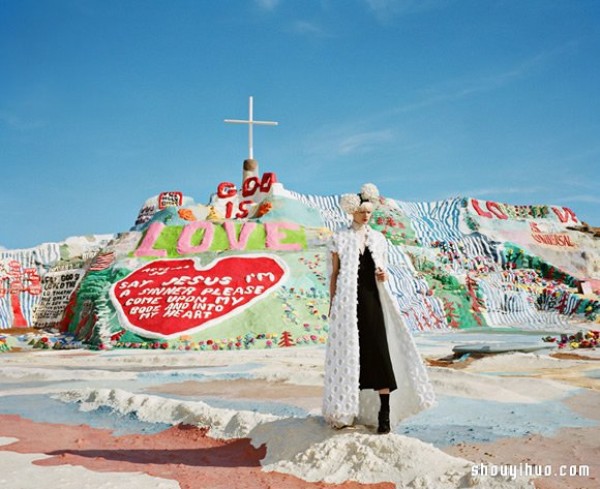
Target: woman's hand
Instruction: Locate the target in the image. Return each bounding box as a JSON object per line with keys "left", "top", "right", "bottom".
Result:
{"left": 329, "top": 252, "right": 340, "bottom": 316}
{"left": 375, "top": 268, "right": 387, "bottom": 282}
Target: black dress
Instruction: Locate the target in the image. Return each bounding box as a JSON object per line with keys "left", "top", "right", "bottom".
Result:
{"left": 357, "top": 247, "right": 397, "bottom": 392}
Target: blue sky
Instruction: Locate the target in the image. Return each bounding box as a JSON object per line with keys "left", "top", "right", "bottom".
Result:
{"left": 1, "top": 0, "right": 599, "bottom": 249}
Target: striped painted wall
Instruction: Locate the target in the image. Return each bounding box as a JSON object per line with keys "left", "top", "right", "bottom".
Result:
{"left": 284, "top": 190, "right": 349, "bottom": 231}
{"left": 476, "top": 273, "right": 568, "bottom": 327}
{"left": 288, "top": 190, "right": 458, "bottom": 331}
{"left": 3, "top": 188, "right": 596, "bottom": 335}
{"left": 394, "top": 197, "right": 465, "bottom": 245}
{"left": 0, "top": 244, "right": 61, "bottom": 329}
{"left": 286, "top": 189, "right": 597, "bottom": 331}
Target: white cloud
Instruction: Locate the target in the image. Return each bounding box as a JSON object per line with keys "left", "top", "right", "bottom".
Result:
{"left": 390, "top": 41, "right": 579, "bottom": 114}
{"left": 456, "top": 186, "right": 546, "bottom": 198}
{"left": 290, "top": 20, "right": 331, "bottom": 38}
{"left": 365, "top": 0, "right": 452, "bottom": 22}
{"left": 255, "top": 0, "right": 280, "bottom": 11}
{"left": 337, "top": 129, "right": 395, "bottom": 154}
{"left": 308, "top": 124, "right": 396, "bottom": 158}
{"left": 558, "top": 195, "right": 600, "bottom": 204}
{"left": 0, "top": 111, "right": 45, "bottom": 131}
{"left": 445, "top": 186, "right": 549, "bottom": 202}
{"left": 552, "top": 146, "right": 600, "bottom": 170}
{"left": 394, "top": 69, "right": 530, "bottom": 114}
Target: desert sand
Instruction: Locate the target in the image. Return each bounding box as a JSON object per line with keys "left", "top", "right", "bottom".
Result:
{"left": 0, "top": 329, "right": 598, "bottom": 488}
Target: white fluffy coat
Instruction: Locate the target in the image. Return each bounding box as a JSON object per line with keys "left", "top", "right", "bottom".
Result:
{"left": 323, "top": 226, "right": 435, "bottom": 428}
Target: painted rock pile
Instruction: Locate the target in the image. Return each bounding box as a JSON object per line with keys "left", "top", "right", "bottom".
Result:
{"left": 1, "top": 183, "right": 599, "bottom": 351}
{"left": 543, "top": 330, "right": 600, "bottom": 349}
{"left": 0, "top": 336, "right": 11, "bottom": 353}
{"left": 25, "top": 333, "right": 84, "bottom": 350}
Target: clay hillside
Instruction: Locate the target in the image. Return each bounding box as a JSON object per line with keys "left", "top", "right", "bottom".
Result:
{"left": 1, "top": 165, "right": 599, "bottom": 351}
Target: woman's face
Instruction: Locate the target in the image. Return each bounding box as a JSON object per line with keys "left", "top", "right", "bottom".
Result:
{"left": 352, "top": 208, "right": 372, "bottom": 225}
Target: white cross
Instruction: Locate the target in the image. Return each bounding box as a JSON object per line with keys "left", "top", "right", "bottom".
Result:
{"left": 224, "top": 96, "right": 278, "bottom": 160}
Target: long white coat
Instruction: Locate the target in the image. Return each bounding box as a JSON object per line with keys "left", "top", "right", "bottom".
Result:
{"left": 323, "top": 226, "right": 435, "bottom": 428}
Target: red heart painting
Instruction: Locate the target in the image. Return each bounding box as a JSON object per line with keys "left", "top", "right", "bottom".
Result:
{"left": 110, "top": 254, "right": 288, "bottom": 338}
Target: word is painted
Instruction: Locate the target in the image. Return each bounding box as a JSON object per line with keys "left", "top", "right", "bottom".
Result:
{"left": 470, "top": 199, "right": 578, "bottom": 224}
{"left": 217, "top": 172, "right": 277, "bottom": 219}
{"left": 135, "top": 221, "right": 304, "bottom": 257}
{"left": 529, "top": 223, "right": 576, "bottom": 248}
{"left": 110, "top": 256, "right": 288, "bottom": 338}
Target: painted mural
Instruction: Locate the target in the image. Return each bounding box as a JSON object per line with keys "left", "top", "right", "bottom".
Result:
{"left": 0, "top": 236, "right": 113, "bottom": 330}
{"left": 1, "top": 169, "right": 599, "bottom": 352}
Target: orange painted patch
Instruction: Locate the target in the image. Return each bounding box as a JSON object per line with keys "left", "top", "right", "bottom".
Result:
{"left": 0, "top": 415, "right": 393, "bottom": 489}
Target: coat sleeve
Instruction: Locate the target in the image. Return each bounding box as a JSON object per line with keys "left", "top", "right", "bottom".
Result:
{"left": 372, "top": 230, "right": 388, "bottom": 269}
{"left": 381, "top": 232, "right": 389, "bottom": 268}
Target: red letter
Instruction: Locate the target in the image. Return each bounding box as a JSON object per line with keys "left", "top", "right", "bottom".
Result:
{"left": 242, "top": 177, "right": 260, "bottom": 197}
{"left": 471, "top": 199, "right": 493, "bottom": 218}
{"left": 260, "top": 172, "right": 277, "bottom": 193}
{"left": 217, "top": 182, "right": 237, "bottom": 199}
{"left": 552, "top": 206, "right": 578, "bottom": 223}
{"left": 236, "top": 200, "right": 253, "bottom": 219}
{"left": 225, "top": 201, "right": 234, "bottom": 219}
{"left": 486, "top": 201, "right": 508, "bottom": 219}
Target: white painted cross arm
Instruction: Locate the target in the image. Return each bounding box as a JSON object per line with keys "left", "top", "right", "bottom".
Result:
{"left": 225, "top": 96, "right": 278, "bottom": 160}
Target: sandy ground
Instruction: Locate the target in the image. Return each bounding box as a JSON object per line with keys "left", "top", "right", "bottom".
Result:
{"left": 146, "top": 371, "right": 600, "bottom": 488}
{"left": 445, "top": 389, "right": 600, "bottom": 489}
{"left": 0, "top": 330, "right": 598, "bottom": 488}
{"left": 148, "top": 378, "right": 324, "bottom": 412}
{"left": 0, "top": 416, "right": 392, "bottom": 489}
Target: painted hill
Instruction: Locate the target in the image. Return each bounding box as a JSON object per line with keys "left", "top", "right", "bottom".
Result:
{"left": 1, "top": 169, "right": 599, "bottom": 351}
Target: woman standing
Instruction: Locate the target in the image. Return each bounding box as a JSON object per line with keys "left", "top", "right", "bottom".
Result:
{"left": 323, "top": 183, "right": 435, "bottom": 433}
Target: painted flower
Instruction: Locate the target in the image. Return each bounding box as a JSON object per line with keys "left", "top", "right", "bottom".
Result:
{"left": 178, "top": 208, "right": 197, "bottom": 221}
{"left": 256, "top": 201, "right": 273, "bottom": 217}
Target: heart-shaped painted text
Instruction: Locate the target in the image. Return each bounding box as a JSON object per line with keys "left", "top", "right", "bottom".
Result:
{"left": 110, "top": 255, "right": 287, "bottom": 338}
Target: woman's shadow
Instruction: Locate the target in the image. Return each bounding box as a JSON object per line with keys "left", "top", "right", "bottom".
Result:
{"left": 45, "top": 415, "right": 373, "bottom": 468}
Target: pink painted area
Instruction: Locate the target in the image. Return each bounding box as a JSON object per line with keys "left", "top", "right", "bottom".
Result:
{"left": 134, "top": 222, "right": 167, "bottom": 257}
{"left": 587, "top": 279, "right": 600, "bottom": 295}
{"left": 264, "top": 222, "right": 303, "bottom": 251}
{"left": 177, "top": 220, "right": 214, "bottom": 254}
{"left": 0, "top": 415, "right": 393, "bottom": 489}
{"left": 223, "top": 221, "right": 257, "bottom": 250}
